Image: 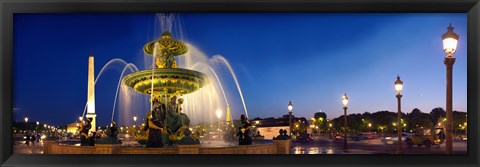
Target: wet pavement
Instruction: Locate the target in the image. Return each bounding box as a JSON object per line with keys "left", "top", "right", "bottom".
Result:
{"left": 291, "top": 134, "right": 468, "bottom": 154}
{"left": 13, "top": 140, "right": 44, "bottom": 154}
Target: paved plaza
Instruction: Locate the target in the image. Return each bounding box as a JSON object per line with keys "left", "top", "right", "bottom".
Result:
{"left": 291, "top": 134, "right": 467, "bottom": 154}
{"left": 14, "top": 134, "right": 467, "bottom": 154}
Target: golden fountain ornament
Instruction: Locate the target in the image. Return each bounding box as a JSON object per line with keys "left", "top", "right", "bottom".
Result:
{"left": 123, "top": 31, "right": 208, "bottom": 99}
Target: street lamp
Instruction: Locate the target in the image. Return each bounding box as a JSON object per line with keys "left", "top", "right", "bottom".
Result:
{"left": 24, "top": 116, "right": 29, "bottom": 133}
{"left": 216, "top": 110, "right": 222, "bottom": 119}
{"left": 442, "top": 23, "right": 459, "bottom": 154}
{"left": 288, "top": 101, "right": 293, "bottom": 136}
{"left": 395, "top": 75, "right": 403, "bottom": 154}
{"left": 342, "top": 93, "right": 349, "bottom": 150}
{"left": 133, "top": 115, "right": 138, "bottom": 127}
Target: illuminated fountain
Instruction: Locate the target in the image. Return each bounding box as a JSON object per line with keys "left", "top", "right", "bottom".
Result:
{"left": 79, "top": 13, "right": 250, "bottom": 147}
{"left": 122, "top": 31, "right": 208, "bottom": 146}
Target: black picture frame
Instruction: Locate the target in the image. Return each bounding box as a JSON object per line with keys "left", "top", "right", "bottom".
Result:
{"left": 1, "top": 0, "right": 479, "bottom": 167}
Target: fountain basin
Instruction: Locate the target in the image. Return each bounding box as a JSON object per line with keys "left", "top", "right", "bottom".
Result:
{"left": 123, "top": 68, "right": 208, "bottom": 96}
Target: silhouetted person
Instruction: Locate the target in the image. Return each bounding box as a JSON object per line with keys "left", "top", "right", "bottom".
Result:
{"left": 31, "top": 135, "right": 36, "bottom": 146}
{"left": 89, "top": 132, "right": 96, "bottom": 146}
{"left": 25, "top": 133, "right": 30, "bottom": 146}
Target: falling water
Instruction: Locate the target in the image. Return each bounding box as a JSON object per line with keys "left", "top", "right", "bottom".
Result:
{"left": 190, "top": 62, "right": 229, "bottom": 107}
{"left": 111, "top": 63, "right": 139, "bottom": 122}
{"left": 210, "top": 55, "right": 249, "bottom": 118}
{"left": 82, "top": 58, "right": 134, "bottom": 118}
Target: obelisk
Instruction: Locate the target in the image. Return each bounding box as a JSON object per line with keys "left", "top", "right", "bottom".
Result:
{"left": 86, "top": 53, "right": 97, "bottom": 134}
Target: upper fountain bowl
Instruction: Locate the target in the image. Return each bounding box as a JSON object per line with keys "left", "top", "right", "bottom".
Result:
{"left": 143, "top": 31, "right": 188, "bottom": 56}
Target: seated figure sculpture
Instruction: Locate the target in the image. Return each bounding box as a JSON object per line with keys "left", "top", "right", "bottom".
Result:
{"left": 96, "top": 121, "right": 122, "bottom": 144}
{"left": 141, "top": 96, "right": 191, "bottom": 147}
{"left": 177, "top": 128, "right": 200, "bottom": 145}
{"left": 144, "top": 99, "right": 167, "bottom": 147}
{"left": 79, "top": 118, "right": 92, "bottom": 146}
{"left": 165, "top": 96, "right": 190, "bottom": 144}
{"left": 237, "top": 114, "right": 253, "bottom": 145}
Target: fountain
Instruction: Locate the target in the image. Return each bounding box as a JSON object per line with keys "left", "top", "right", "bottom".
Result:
{"left": 122, "top": 31, "right": 208, "bottom": 146}
{"left": 42, "top": 13, "right": 292, "bottom": 154}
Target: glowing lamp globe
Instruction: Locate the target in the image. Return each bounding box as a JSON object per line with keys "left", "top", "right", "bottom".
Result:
{"left": 394, "top": 75, "right": 403, "bottom": 94}
{"left": 288, "top": 101, "right": 293, "bottom": 112}
{"left": 442, "top": 24, "right": 459, "bottom": 57}
{"left": 342, "top": 93, "right": 349, "bottom": 107}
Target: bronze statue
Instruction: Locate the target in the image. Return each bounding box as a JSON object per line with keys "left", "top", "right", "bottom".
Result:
{"left": 155, "top": 47, "right": 178, "bottom": 68}
{"left": 144, "top": 100, "right": 167, "bottom": 147}
{"left": 176, "top": 98, "right": 184, "bottom": 114}
{"left": 238, "top": 114, "right": 253, "bottom": 145}
{"left": 109, "top": 121, "right": 119, "bottom": 139}
{"left": 97, "top": 121, "right": 122, "bottom": 144}
{"left": 80, "top": 118, "right": 92, "bottom": 146}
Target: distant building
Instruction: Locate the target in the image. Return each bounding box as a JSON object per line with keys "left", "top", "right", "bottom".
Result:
{"left": 253, "top": 117, "right": 310, "bottom": 140}
{"left": 66, "top": 122, "right": 81, "bottom": 134}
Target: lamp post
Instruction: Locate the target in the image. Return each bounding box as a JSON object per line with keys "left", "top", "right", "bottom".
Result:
{"left": 133, "top": 116, "right": 138, "bottom": 128}
{"left": 288, "top": 101, "right": 293, "bottom": 136}
{"left": 465, "top": 114, "right": 467, "bottom": 137}
{"left": 342, "top": 93, "right": 349, "bottom": 149}
{"left": 394, "top": 75, "right": 403, "bottom": 154}
{"left": 24, "top": 116, "right": 29, "bottom": 133}
{"left": 442, "top": 23, "right": 459, "bottom": 154}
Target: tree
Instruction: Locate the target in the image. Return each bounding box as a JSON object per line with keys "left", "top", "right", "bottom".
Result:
{"left": 314, "top": 112, "right": 327, "bottom": 120}
{"left": 453, "top": 111, "right": 467, "bottom": 134}
{"left": 406, "top": 108, "right": 433, "bottom": 132}
{"left": 430, "top": 107, "right": 446, "bottom": 124}
{"left": 311, "top": 112, "right": 327, "bottom": 133}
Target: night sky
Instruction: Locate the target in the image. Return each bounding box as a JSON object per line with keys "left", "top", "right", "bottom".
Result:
{"left": 13, "top": 13, "right": 467, "bottom": 127}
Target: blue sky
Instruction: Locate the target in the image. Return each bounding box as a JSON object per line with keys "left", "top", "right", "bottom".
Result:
{"left": 13, "top": 13, "right": 467, "bottom": 126}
